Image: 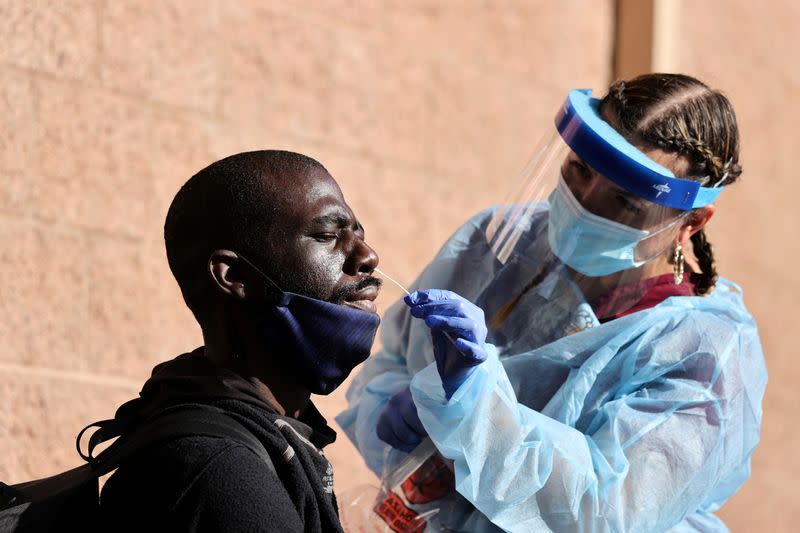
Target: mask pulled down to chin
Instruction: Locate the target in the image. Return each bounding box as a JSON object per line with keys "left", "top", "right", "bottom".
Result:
{"left": 251, "top": 290, "right": 381, "bottom": 395}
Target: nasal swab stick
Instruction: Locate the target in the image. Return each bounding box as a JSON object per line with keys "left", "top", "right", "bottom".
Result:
{"left": 374, "top": 267, "right": 460, "bottom": 349}
{"left": 374, "top": 267, "right": 411, "bottom": 296}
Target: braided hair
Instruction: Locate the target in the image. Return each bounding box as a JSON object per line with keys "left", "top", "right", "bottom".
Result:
{"left": 599, "top": 74, "right": 742, "bottom": 295}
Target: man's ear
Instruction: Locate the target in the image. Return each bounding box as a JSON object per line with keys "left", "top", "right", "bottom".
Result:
{"left": 677, "top": 205, "right": 716, "bottom": 244}
{"left": 208, "top": 250, "right": 247, "bottom": 300}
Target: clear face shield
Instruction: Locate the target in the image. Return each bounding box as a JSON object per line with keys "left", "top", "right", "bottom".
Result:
{"left": 479, "top": 90, "right": 724, "bottom": 348}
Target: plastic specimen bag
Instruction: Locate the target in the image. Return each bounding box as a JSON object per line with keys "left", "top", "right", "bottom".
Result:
{"left": 339, "top": 439, "right": 454, "bottom": 533}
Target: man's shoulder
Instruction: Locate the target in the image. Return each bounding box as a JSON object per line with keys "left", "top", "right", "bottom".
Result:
{"left": 103, "top": 433, "right": 273, "bottom": 499}
{"left": 99, "top": 436, "right": 291, "bottom": 532}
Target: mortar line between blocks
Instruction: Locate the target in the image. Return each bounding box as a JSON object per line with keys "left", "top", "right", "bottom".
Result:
{"left": 0, "top": 362, "right": 141, "bottom": 391}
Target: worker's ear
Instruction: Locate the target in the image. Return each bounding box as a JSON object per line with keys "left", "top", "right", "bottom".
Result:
{"left": 208, "top": 250, "right": 247, "bottom": 300}
{"left": 676, "top": 205, "right": 715, "bottom": 244}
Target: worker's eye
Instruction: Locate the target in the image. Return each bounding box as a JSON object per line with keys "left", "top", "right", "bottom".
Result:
{"left": 617, "top": 194, "right": 644, "bottom": 215}
{"left": 569, "top": 160, "right": 592, "bottom": 181}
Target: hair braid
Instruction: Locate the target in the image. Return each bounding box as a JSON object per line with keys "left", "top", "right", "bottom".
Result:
{"left": 719, "top": 158, "right": 743, "bottom": 185}
{"left": 690, "top": 229, "right": 718, "bottom": 295}
{"left": 613, "top": 80, "right": 628, "bottom": 107}
{"left": 649, "top": 133, "right": 725, "bottom": 184}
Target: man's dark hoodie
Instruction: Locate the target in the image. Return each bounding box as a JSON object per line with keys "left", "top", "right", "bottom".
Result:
{"left": 98, "top": 349, "right": 343, "bottom": 533}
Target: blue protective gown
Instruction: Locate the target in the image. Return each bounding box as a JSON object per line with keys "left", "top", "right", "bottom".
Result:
{"left": 336, "top": 208, "right": 767, "bottom": 532}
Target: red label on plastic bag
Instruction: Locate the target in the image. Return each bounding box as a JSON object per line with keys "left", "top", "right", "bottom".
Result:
{"left": 373, "top": 490, "right": 426, "bottom": 533}
{"left": 400, "top": 453, "right": 454, "bottom": 504}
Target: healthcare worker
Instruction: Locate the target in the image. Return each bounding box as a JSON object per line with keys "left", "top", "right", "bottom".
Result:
{"left": 337, "top": 73, "right": 767, "bottom": 532}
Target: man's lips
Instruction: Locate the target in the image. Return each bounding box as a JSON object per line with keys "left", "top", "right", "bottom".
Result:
{"left": 343, "top": 284, "right": 380, "bottom": 314}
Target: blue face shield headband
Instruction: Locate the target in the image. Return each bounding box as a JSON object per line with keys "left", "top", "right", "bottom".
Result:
{"left": 555, "top": 89, "right": 724, "bottom": 211}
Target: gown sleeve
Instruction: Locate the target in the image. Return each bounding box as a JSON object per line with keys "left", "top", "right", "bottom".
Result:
{"left": 409, "top": 308, "right": 767, "bottom": 533}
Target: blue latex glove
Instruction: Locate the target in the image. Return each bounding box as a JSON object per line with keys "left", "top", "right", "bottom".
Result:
{"left": 405, "top": 289, "right": 488, "bottom": 398}
{"left": 376, "top": 386, "right": 427, "bottom": 453}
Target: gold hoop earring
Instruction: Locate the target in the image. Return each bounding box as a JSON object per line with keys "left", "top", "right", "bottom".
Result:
{"left": 673, "top": 243, "right": 685, "bottom": 285}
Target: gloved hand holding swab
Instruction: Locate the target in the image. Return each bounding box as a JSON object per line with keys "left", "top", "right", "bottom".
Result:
{"left": 373, "top": 268, "right": 488, "bottom": 400}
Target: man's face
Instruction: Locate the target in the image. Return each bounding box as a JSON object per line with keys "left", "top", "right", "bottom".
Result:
{"left": 256, "top": 168, "right": 381, "bottom": 313}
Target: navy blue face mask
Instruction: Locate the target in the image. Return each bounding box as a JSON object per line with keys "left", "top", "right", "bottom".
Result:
{"left": 238, "top": 255, "right": 381, "bottom": 395}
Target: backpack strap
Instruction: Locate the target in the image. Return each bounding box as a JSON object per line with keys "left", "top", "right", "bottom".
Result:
{"left": 86, "top": 403, "right": 276, "bottom": 478}
{"left": 8, "top": 404, "right": 275, "bottom": 507}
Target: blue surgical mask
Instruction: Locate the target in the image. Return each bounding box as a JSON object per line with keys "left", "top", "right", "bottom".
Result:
{"left": 547, "top": 177, "right": 652, "bottom": 276}
{"left": 239, "top": 256, "right": 381, "bottom": 395}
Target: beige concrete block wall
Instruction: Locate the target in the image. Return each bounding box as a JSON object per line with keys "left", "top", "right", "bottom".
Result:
{"left": 1, "top": 0, "right": 793, "bottom": 530}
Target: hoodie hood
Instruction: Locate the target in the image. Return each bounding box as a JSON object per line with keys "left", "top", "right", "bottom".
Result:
{"left": 112, "top": 348, "right": 336, "bottom": 448}
{"left": 143, "top": 348, "right": 278, "bottom": 411}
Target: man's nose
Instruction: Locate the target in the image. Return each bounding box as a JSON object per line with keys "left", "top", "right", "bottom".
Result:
{"left": 343, "top": 237, "right": 379, "bottom": 276}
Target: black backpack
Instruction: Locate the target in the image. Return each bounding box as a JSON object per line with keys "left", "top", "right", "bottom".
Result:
{"left": 0, "top": 404, "right": 274, "bottom": 532}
